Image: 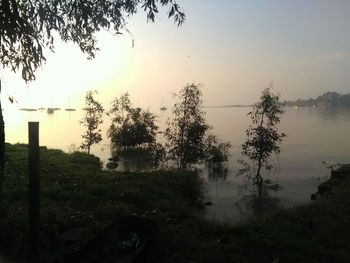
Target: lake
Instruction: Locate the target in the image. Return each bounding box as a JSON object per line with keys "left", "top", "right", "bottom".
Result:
{"left": 4, "top": 106, "right": 350, "bottom": 222}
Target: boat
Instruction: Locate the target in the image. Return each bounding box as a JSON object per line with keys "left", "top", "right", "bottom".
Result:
{"left": 65, "top": 97, "right": 76, "bottom": 111}
{"left": 106, "top": 162, "right": 118, "bottom": 170}
{"left": 19, "top": 108, "right": 37, "bottom": 111}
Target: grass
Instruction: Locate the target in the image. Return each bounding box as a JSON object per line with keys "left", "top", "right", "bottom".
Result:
{"left": 0, "top": 143, "right": 350, "bottom": 262}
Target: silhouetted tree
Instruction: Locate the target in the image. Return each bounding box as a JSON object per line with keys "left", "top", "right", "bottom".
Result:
{"left": 165, "top": 84, "right": 213, "bottom": 171}
{"left": 204, "top": 134, "right": 231, "bottom": 182}
{"left": 0, "top": 0, "right": 185, "bottom": 201}
{"left": 238, "top": 86, "right": 286, "bottom": 199}
{"left": 80, "top": 91, "right": 104, "bottom": 154}
{"left": 108, "top": 93, "right": 158, "bottom": 150}
{"left": 204, "top": 134, "right": 231, "bottom": 164}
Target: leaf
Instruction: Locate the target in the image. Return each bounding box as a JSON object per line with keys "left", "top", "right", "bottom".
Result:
{"left": 168, "top": 6, "right": 175, "bottom": 17}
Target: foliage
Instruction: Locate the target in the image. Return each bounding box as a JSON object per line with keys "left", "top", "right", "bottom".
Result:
{"left": 149, "top": 142, "right": 166, "bottom": 167}
{"left": 0, "top": 0, "right": 185, "bottom": 81}
{"left": 79, "top": 90, "right": 104, "bottom": 154}
{"left": 0, "top": 143, "right": 203, "bottom": 262}
{"left": 204, "top": 134, "right": 231, "bottom": 164}
{"left": 107, "top": 93, "right": 158, "bottom": 150}
{"left": 203, "top": 134, "right": 231, "bottom": 182}
{"left": 164, "top": 84, "right": 209, "bottom": 171}
{"left": 285, "top": 91, "right": 350, "bottom": 107}
{"left": 238, "top": 87, "right": 286, "bottom": 199}
{"left": 165, "top": 84, "right": 231, "bottom": 171}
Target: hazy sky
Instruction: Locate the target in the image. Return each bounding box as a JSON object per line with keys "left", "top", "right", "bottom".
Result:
{"left": 1, "top": 0, "right": 350, "bottom": 109}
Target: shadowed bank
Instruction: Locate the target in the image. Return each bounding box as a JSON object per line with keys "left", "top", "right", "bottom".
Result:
{"left": 0, "top": 143, "right": 350, "bottom": 262}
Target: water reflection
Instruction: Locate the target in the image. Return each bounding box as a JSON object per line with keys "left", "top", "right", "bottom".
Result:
{"left": 314, "top": 106, "right": 350, "bottom": 122}
{"left": 235, "top": 179, "right": 282, "bottom": 219}
{"left": 235, "top": 194, "right": 281, "bottom": 220}
{"left": 207, "top": 163, "right": 229, "bottom": 182}
{"left": 205, "top": 175, "right": 283, "bottom": 224}
{"left": 107, "top": 149, "right": 154, "bottom": 172}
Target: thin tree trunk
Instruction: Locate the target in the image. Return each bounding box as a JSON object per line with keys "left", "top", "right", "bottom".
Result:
{"left": 179, "top": 92, "right": 188, "bottom": 172}
{"left": 256, "top": 159, "right": 263, "bottom": 200}
{"left": 256, "top": 112, "right": 265, "bottom": 200}
{"left": 87, "top": 129, "right": 91, "bottom": 154}
{"left": 0, "top": 80, "right": 5, "bottom": 203}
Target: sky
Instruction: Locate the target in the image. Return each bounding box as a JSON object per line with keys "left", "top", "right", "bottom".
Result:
{"left": 1, "top": 0, "right": 350, "bottom": 110}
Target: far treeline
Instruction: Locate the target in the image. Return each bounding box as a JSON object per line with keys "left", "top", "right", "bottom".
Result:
{"left": 285, "top": 91, "right": 350, "bottom": 107}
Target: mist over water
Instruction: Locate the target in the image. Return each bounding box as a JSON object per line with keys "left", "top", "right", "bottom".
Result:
{"left": 4, "top": 106, "right": 350, "bottom": 222}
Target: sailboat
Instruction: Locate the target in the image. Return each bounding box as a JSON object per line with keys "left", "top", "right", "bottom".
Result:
{"left": 47, "top": 98, "right": 58, "bottom": 114}
{"left": 19, "top": 108, "right": 37, "bottom": 111}
{"left": 65, "top": 97, "right": 76, "bottom": 111}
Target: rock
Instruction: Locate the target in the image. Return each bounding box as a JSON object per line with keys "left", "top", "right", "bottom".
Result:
{"left": 341, "top": 164, "right": 350, "bottom": 170}
{"left": 106, "top": 162, "right": 118, "bottom": 170}
{"left": 331, "top": 170, "right": 347, "bottom": 180}
{"left": 310, "top": 193, "right": 316, "bottom": 200}
{"left": 318, "top": 181, "right": 332, "bottom": 193}
{"left": 312, "top": 164, "right": 350, "bottom": 200}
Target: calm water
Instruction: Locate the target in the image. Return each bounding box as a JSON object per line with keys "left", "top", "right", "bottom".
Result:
{"left": 4, "top": 106, "right": 350, "bottom": 222}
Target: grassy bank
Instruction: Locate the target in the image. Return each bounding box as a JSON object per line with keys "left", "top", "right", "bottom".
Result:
{"left": 0, "top": 143, "right": 204, "bottom": 262}
{"left": 1, "top": 143, "right": 350, "bottom": 262}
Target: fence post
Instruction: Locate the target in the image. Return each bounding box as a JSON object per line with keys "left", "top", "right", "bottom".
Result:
{"left": 28, "top": 122, "right": 40, "bottom": 262}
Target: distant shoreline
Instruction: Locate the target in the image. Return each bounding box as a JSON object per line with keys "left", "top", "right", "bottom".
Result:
{"left": 204, "top": 105, "right": 252, "bottom": 108}
{"left": 204, "top": 104, "right": 350, "bottom": 109}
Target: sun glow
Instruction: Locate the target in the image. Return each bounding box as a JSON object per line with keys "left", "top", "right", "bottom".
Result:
{"left": 1, "top": 32, "right": 131, "bottom": 110}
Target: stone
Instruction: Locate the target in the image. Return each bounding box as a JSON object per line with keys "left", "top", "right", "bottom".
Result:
{"left": 106, "top": 162, "right": 119, "bottom": 170}
{"left": 310, "top": 193, "right": 316, "bottom": 200}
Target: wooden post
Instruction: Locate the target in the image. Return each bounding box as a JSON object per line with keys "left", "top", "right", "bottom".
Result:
{"left": 28, "top": 122, "right": 40, "bottom": 262}
{"left": 0, "top": 80, "right": 5, "bottom": 203}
